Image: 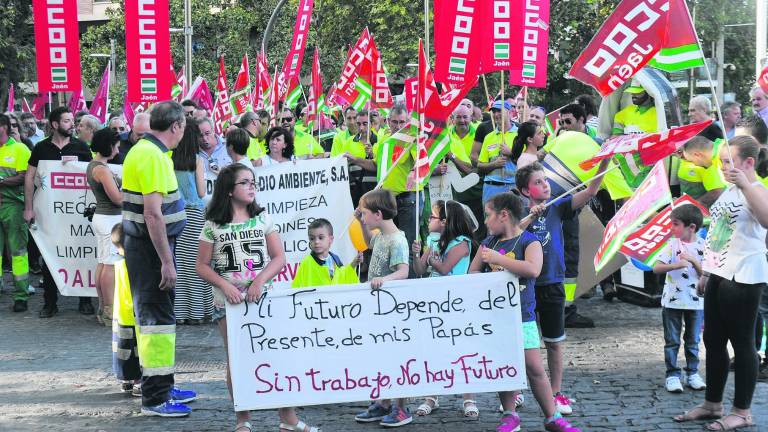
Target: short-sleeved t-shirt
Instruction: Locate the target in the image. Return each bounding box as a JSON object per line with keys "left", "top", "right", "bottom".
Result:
{"left": 677, "top": 159, "right": 725, "bottom": 200}
{"left": 199, "top": 212, "right": 277, "bottom": 307}
{"left": 526, "top": 195, "right": 574, "bottom": 286}
{"left": 657, "top": 237, "right": 705, "bottom": 310}
{"left": 449, "top": 125, "right": 476, "bottom": 162}
{"left": 0, "top": 138, "right": 31, "bottom": 204}
{"left": 122, "top": 134, "right": 186, "bottom": 238}
{"left": 479, "top": 130, "right": 518, "bottom": 184}
{"left": 427, "top": 235, "right": 471, "bottom": 277}
{"left": 293, "top": 130, "right": 324, "bottom": 157}
{"left": 480, "top": 232, "right": 540, "bottom": 322}
{"left": 246, "top": 134, "right": 267, "bottom": 160}
{"left": 368, "top": 231, "right": 409, "bottom": 279}
{"left": 28, "top": 136, "right": 92, "bottom": 167}
{"left": 473, "top": 120, "right": 494, "bottom": 149}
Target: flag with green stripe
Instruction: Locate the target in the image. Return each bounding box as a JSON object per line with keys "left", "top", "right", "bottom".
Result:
{"left": 648, "top": 0, "right": 705, "bottom": 72}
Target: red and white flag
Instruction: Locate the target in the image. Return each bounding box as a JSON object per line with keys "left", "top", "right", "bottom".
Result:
{"left": 186, "top": 76, "right": 214, "bottom": 112}
{"left": 404, "top": 77, "right": 418, "bottom": 112}
{"left": 89, "top": 62, "right": 111, "bottom": 124}
{"left": 21, "top": 98, "right": 32, "bottom": 114}
{"left": 123, "top": 94, "right": 136, "bottom": 127}
{"left": 508, "top": 0, "right": 550, "bottom": 88}
{"left": 32, "top": 0, "right": 82, "bottom": 92}
{"left": 595, "top": 160, "right": 672, "bottom": 271}
{"left": 367, "top": 38, "right": 393, "bottom": 109}
{"left": 125, "top": 0, "right": 172, "bottom": 102}
{"left": 6, "top": 83, "right": 14, "bottom": 112}
{"left": 282, "top": 0, "right": 314, "bottom": 81}
{"left": 332, "top": 28, "right": 373, "bottom": 109}
{"left": 433, "top": 0, "right": 483, "bottom": 86}
{"left": 579, "top": 120, "right": 714, "bottom": 170}
{"left": 251, "top": 51, "right": 271, "bottom": 111}
{"left": 230, "top": 54, "right": 251, "bottom": 115}
{"left": 758, "top": 65, "right": 768, "bottom": 94}
{"left": 568, "top": 0, "right": 669, "bottom": 96}
{"left": 67, "top": 89, "right": 88, "bottom": 113}
{"left": 620, "top": 194, "right": 709, "bottom": 267}
{"left": 308, "top": 48, "right": 322, "bottom": 123}
{"left": 212, "top": 56, "right": 232, "bottom": 135}
{"left": 30, "top": 93, "right": 50, "bottom": 120}
{"left": 176, "top": 67, "right": 188, "bottom": 100}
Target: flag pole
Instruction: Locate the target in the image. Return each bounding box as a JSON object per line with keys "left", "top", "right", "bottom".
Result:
{"left": 522, "top": 86, "right": 528, "bottom": 123}
{"left": 684, "top": 2, "right": 734, "bottom": 168}
{"left": 519, "top": 164, "right": 621, "bottom": 225}
{"left": 481, "top": 74, "right": 496, "bottom": 130}
{"left": 500, "top": 70, "right": 506, "bottom": 180}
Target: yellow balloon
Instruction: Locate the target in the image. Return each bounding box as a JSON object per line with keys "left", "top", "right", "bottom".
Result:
{"left": 349, "top": 219, "right": 368, "bottom": 252}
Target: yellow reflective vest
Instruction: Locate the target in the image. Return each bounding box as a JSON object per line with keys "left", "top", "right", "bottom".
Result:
{"left": 291, "top": 253, "right": 359, "bottom": 288}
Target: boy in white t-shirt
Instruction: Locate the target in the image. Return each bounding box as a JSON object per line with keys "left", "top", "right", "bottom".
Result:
{"left": 652, "top": 204, "right": 706, "bottom": 393}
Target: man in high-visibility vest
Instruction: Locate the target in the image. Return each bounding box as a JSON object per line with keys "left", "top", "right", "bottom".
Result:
{"left": 122, "top": 101, "right": 197, "bottom": 417}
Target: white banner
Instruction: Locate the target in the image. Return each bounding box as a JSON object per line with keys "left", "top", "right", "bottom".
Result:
{"left": 31, "top": 161, "right": 122, "bottom": 297}
{"left": 255, "top": 156, "right": 356, "bottom": 289}
{"left": 226, "top": 272, "right": 526, "bottom": 411}
{"left": 31, "top": 158, "right": 353, "bottom": 295}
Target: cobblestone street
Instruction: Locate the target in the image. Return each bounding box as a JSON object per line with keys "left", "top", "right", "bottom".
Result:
{"left": 1, "top": 284, "right": 766, "bottom": 431}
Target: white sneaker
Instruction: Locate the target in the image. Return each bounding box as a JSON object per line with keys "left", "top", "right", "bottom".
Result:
{"left": 554, "top": 392, "right": 574, "bottom": 415}
{"left": 665, "top": 376, "right": 684, "bottom": 393}
{"left": 686, "top": 373, "right": 706, "bottom": 390}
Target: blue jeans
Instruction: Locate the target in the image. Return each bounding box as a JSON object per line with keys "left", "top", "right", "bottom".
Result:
{"left": 662, "top": 307, "right": 703, "bottom": 378}
{"left": 482, "top": 182, "right": 513, "bottom": 203}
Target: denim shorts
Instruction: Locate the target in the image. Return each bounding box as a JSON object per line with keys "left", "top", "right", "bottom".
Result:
{"left": 522, "top": 320, "right": 541, "bottom": 350}
{"left": 211, "top": 305, "right": 226, "bottom": 323}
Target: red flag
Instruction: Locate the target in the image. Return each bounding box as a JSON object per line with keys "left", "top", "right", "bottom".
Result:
{"left": 568, "top": 0, "right": 669, "bottom": 96}
{"left": 186, "top": 76, "right": 214, "bottom": 112}
{"left": 308, "top": 48, "right": 322, "bottom": 123}
{"left": 251, "top": 52, "right": 270, "bottom": 110}
{"left": 508, "top": 0, "right": 550, "bottom": 88}
{"left": 21, "top": 98, "right": 32, "bottom": 114}
{"left": 269, "top": 67, "right": 280, "bottom": 120}
{"left": 212, "top": 56, "right": 232, "bottom": 135}
{"left": 620, "top": 194, "right": 710, "bottom": 266}
{"left": 6, "top": 83, "right": 14, "bottom": 112}
{"left": 176, "top": 67, "right": 188, "bottom": 100}
{"left": 123, "top": 94, "right": 136, "bottom": 127}
{"left": 282, "top": 0, "right": 314, "bottom": 81}
{"left": 478, "top": 0, "right": 518, "bottom": 74}
{"left": 230, "top": 54, "right": 251, "bottom": 115}
{"left": 759, "top": 65, "right": 768, "bottom": 94}
{"left": 367, "top": 38, "right": 393, "bottom": 109}
{"left": 333, "top": 28, "right": 373, "bottom": 108}
{"left": 595, "top": 161, "right": 672, "bottom": 271}
{"left": 30, "top": 93, "right": 50, "bottom": 120}
{"left": 67, "top": 89, "right": 88, "bottom": 113}
{"left": 89, "top": 62, "right": 111, "bottom": 124}
{"left": 125, "top": 0, "right": 172, "bottom": 102}
{"left": 579, "top": 120, "right": 714, "bottom": 170}
{"left": 404, "top": 77, "right": 418, "bottom": 112}
{"left": 433, "top": 0, "right": 483, "bottom": 86}
{"left": 32, "top": 0, "right": 82, "bottom": 92}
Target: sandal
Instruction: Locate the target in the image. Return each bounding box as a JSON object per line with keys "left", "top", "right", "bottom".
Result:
{"left": 463, "top": 399, "right": 479, "bottom": 417}
{"left": 673, "top": 405, "right": 724, "bottom": 422}
{"left": 415, "top": 397, "right": 439, "bottom": 416}
{"left": 706, "top": 413, "right": 754, "bottom": 431}
{"left": 234, "top": 421, "right": 253, "bottom": 432}
{"left": 279, "top": 420, "right": 320, "bottom": 432}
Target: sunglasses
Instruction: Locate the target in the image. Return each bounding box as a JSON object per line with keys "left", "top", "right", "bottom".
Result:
{"left": 278, "top": 117, "right": 294, "bottom": 123}
{"left": 9, "top": 123, "right": 18, "bottom": 128}
{"left": 558, "top": 118, "right": 573, "bottom": 126}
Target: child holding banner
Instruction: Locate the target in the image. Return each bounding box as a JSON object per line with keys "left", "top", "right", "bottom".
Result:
{"left": 196, "top": 164, "right": 318, "bottom": 432}
{"left": 652, "top": 205, "right": 706, "bottom": 393}
{"left": 469, "top": 192, "right": 580, "bottom": 432}
{"left": 353, "top": 189, "right": 412, "bottom": 428}
{"left": 516, "top": 160, "right": 610, "bottom": 416}
{"left": 411, "top": 200, "right": 477, "bottom": 417}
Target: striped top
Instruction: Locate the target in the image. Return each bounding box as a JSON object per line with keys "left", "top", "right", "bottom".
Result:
{"left": 121, "top": 134, "right": 186, "bottom": 238}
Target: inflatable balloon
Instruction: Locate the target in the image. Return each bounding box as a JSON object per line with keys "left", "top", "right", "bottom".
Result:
{"left": 349, "top": 219, "right": 368, "bottom": 252}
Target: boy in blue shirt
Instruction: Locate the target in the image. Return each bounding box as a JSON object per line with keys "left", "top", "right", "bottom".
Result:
{"left": 516, "top": 160, "right": 609, "bottom": 415}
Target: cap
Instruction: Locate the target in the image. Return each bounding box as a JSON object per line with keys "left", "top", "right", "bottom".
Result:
{"left": 491, "top": 100, "right": 513, "bottom": 111}
{"left": 624, "top": 80, "right": 646, "bottom": 94}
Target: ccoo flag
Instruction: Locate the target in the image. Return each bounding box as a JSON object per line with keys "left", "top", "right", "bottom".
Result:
{"left": 433, "top": 0, "right": 483, "bottom": 86}
{"left": 230, "top": 54, "right": 252, "bottom": 115}
{"left": 647, "top": 0, "right": 705, "bottom": 72}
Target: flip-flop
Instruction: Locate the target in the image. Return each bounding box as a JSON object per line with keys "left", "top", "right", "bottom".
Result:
{"left": 706, "top": 413, "right": 754, "bottom": 431}
{"left": 673, "top": 405, "right": 723, "bottom": 422}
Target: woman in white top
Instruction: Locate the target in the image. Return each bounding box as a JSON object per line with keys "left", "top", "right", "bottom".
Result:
{"left": 675, "top": 136, "right": 768, "bottom": 430}
{"left": 257, "top": 127, "right": 294, "bottom": 167}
